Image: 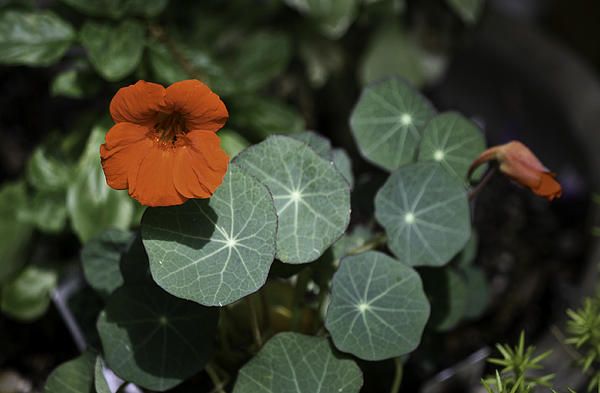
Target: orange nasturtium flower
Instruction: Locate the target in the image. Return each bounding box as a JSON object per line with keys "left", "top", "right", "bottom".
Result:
{"left": 469, "top": 141, "right": 562, "bottom": 201}
{"left": 100, "top": 79, "right": 229, "bottom": 207}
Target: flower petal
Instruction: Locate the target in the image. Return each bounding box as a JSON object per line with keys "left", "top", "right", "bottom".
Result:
{"left": 132, "top": 146, "right": 187, "bottom": 207}
{"left": 165, "top": 80, "right": 228, "bottom": 132}
{"left": 534, "top": 173, "right": 562, "bottom": 200}
{"left": 173, "top": 131, "right": 229, "bottom": 199}
{"left": 100, "top": 123, "right": 152, "bottom": 191}
{"left": 110, "top": 80, "right": 166, "bottom": 126}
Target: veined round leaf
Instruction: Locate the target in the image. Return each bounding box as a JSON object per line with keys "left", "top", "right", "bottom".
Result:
{"left": 417, "top": 112, "right": 485, "bottom": 181}
{"left": 94, "top": 357, "right": 110, "bottom": 393}
{"left": 142, "top": 164, "right": 277, "bottom": 306}
{"left": 0, "top": 10, "right": 75, "bottom": 66}
{"left": 375, "top": 162, "right": 471, "bottom": 266}
{"left": 80, "top": 20, "right": 145, "bottom": 81}
{"left": 81, "top": 229, "right": 134, "bottom": 297}
{"left": 325, "top": 251, "right": 430, "bottom": 360}
{"left": 332, "top": 148, "right": 354, "bottom": 188}
{"left": 420, "top": 267, "right": 467, "bottom": 331}
{"left": 97, "top": 282, "right": 219, "bottom": 391}
{"left": 290, "top": 131, "right": 332, "bottom": 158}
{"left": 45, "top": 351, "right": 95, "bottom": 393}
{"left": 234, "top": 136, "right": 351, "bottom": 264}
{"left": 233, "top": 332, "right": 363, "bottom": 393}
{"left": 350, "top": 76, "right": 435, "bottom": 171}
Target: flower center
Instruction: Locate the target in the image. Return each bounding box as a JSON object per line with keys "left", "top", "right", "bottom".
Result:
{"left": 153, "top": 112, "right": 188, "bottom": 144}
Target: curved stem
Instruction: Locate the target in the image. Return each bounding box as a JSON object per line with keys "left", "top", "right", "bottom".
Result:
{"left": 206, "top": 363, "right": 226, "bottom": 393}
{"left": 390, "top": 357, "right": 404, "bottom": 393}
{"left": 468, "top": 166, "right": 498, "bottom": 200}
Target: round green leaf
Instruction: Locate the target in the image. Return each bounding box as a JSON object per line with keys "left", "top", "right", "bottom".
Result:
{"left": 325, "top": 251, "right": 430, "bottom": 360}
{"left": 233, "top": 332, "right": 363, "bottom": 393}
{"left": 290, "top": 131, "right": 332, "bottom": 158}
{"left": 350, "top": 76, "right": 436, "bottom": 171}
{"left": 332, "top": 148, "right": 354, "bottom": 188}
{"left": 1, "top": 265, "right": 57, "bottom": 321}
{"left": 81, "top": 229, "right": 133, "bottom": 297}
{"left": 420, "top": 267, "right": 467, "bottom": 331}
{"left": 234, "top": 136, "right": 351, "bottom": 264}
{"left": 97, "top": 282, "right": 219, "bottom": 391}
{"left": 80, "top": 20, "right": 145, "bottom": 81}
{"left": 94, "top": 357, "right": 110, "bottom": 393}
{"left": 417, "top": 112, "right": 485, "bottom": 181}
{"left": 45, "top": 351, "right": 95, "bottom": 393}
{"left": 142, "top": 164, "right": 277, "bottom": 306}
{"left": 232, "top": 97, "right": 305, "bottom": 139}
{"left": 375, "top": 162, "right": 471, "bottom": 266}
{"left": 0, "top": 10, "right": 75, "bottom": 66}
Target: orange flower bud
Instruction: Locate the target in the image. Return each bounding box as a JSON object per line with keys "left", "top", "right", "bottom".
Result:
{"left": 468, "top": 141, "right": 562, "bottom": 201}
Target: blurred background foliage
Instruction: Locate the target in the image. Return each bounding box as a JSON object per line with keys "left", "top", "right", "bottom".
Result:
{"left": 0, "top": 0, "right": 598, "bottom": 392}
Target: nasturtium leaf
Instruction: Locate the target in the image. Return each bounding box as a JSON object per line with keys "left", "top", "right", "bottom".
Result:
{"left": 420, "top": 267, "right": 467, "bottom": 331}
{"left": 290, "top": 131, "right": 332, "bottom": 158}
{"left": 461, "top": 266, "right": 489, "bottom": 319}
{"left": 0, "top": 182, "right": 32, "bottom": 284}
{"left": 233, "top": 332, "right": 363, "bottom": 393}
{"left": 350, "top": 77, "right": 436, "bottom": 171}
{"left": 219, "top": 129, "right": 250, "bottom": 158}
{"left": 67, "top": 125, "right": 134, "bottom": 242}
{"left": 1, "top": 265, "right": 58, "bottom": 321}
{"left": 81, "top": 229, "right": 134, "bottom": 297}
{"left": 284, "top": 0, "right": 359, "bottom": 39}
{"left": 234, "top": 136, "right": 351, "bottom": 264}
{"left": 18, "top": 191, "right": 67, "bottom": 234}
{"left": 232, "top": 97, "right": 305, "bottom": 139}
{"left": 51, "top": 62, "right": 100, "bottom": 99}
{"left": 447, "top": 0, "right": 484, "bottom": 24}
{"left": 375, "top": 162, "right": 471, "bottom": 266}
{"left": 417, "top": 112, "right": 485, "bottom": 181}
{"left": 142, "top": 164, "right": 277, "bottom": 306}
{"left": 332, "top": 148, "right": 354, "bottom": 188}
{"left": 26, "top": 147, "right": 71, "bottom": 192}
{"left": 97, "top": 282, "right": 219, "bottom": 391}
{"left": 325, "top": 251, "right": 430, "bottom": 360}
{"left": 60, "top": 0, "right": 168, "bottom": 19}
{"left": 80, "top": 20, "right": 145, "bottom": 81}
{"left": 0, "top": 10, "right": 75, "bottom": 66}
{"left": 147, "top": 40, "right": 188, "bottom": 85}
{"left": 94, "top": 357, "right": 111, "bottom": 393}
{"left": 44, "top": 351, "right": 95, "bottom": 393}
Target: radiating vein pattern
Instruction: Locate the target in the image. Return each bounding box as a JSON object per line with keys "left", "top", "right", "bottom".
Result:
{"left": 234, "top": 136, "right": 350, "bottom": 264}
{"left": 97, "top": 283, "right": 218, "bottom": 392}
{"left": 350, "top": 76, "right": 435, "bottom": 171}
{"left": 141, "top": 165, "right": 277, "bottom": 306}
{"left": 233, "top": 332, "right": 363, "bottom": 393}
{"left": 375, "top": 162, "right": 471, "bottom": 266}
{"left": 325, "top": 251, "right": 429, "bottom": 360}
{"left": 417, "top": 112, "right": 485, "bottom": 181}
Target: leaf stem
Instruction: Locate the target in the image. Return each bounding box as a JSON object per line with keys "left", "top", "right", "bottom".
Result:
{"left": 291, "top": 267, "right": 312, "bottom": 331}
{"left": 347, "top": 233, "right": 388, "bottom": 257}
{"left": 390, "top": 357, "right": 404, "bottom": 393}
{"left": 468, "top": 166, "right": 498, "bottom": 200}
{"left": 247, "top": 295, "right": 263, "bottom": 348}
{"left": 206, "top": 363, "right": 226, "bottom": 393}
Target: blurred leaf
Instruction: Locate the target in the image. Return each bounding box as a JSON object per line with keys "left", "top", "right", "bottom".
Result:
{"left": 18, "top": 191, "right": 67, "bottom": 233}
{"left": 350, "top": 76, "right": 436, "bottom": 171}
{"left": 326, "top": 251, "right": 430, "bottom": 360}
{"left": 80, "top": 20, "right": 146, "bottom": 81}
{"left": 81, "top": 229, "right": 134, "bottom": 297}
{"left": 44, "top": 351, "right": 95, "bottom": 393}
{"left": 1, "top": 265, "right": 57, "bottom": 321}
{"left": 94, "top": 357, "right": 110, "bottom": 393}
{"left": 60, "top": 0, "right": 168, "bottom": 18}
{"left": 67, "top": 125, "right": 134, "bottom": 242}
{"left": 360, "top": 24, "right": 447, "bottom": 87}
{"left": 219, "top": 129, "right": 250, "bottom": 158}
{"left": 0, "top": 10, "right": 74, "bottom": 66}
{"left": 417, "top": 112, "right": 486, "bottom": 181}
{"left": 142, "top": 165, "right": 277, "bottom": 306}
{"left": 420, "top": 266, "right": 467, "bottom": 331}
{"left": 455, "top": 232, "right": 478, "bottom": 267}
{"left": 447, "top": 0, "right": 484, "bottom": 24}
{"left": 51, "top": 62, "right": 100, "bottom": 99}
{"left": 375, "top": 162, "right": 471, "bottom": 266}
{"left": 233, "top": 332, "right": 363, "bottom": 393}
{"left": 97, "top": 281, "right": 219, "bottom": 391}
{"left": 0, "top": 182, "right": 33, "bottom": 285}
{"left": 147, "top": 40, "right": 188, "bottom": 84}
{"left": 284, "top": 0, "right": 359, "bottom": 39}
{"left": 235, "top": 136, "right": 350, "bottom": 263}
{"left": 26, "top": 147, "right": 72, "bottom": 192}
{"left": 299, "top": 39, "right": 344, "bottom": 88}
{"left": 461, "top": 265, "right": 489, "bottom": 319}
{"left": 232, "top": 97, "right": 305, "bottom": 139}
